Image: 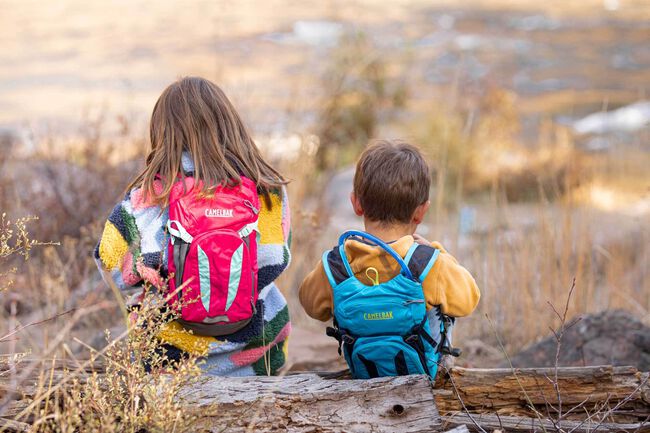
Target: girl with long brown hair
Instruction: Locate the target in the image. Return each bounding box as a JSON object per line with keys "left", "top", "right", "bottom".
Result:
{"left": 95, "top": 76, "right": 292, "bottom": 375}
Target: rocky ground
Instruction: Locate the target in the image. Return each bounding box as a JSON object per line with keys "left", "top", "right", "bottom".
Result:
{"left": 510, "top": 309, "right": 650, "bottom": 370}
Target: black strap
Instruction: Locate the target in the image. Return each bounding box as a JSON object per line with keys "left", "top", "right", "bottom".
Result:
{"left": 173, "top": 239, "right": 190, "bottom": 300}
{"left": 417, "top": 316, "right": 437, "bottom": 349}
{"left": 326, "top": 319, "right": 357, "bottom": 363}
{"left": 438, "top": 315, "right": 462, "bottom": 357}
{"left": 394, "top": 350, "right": 409, "bottom": 376}
{"left": 325, "top": 326, "right": 343, "bottom": 355}
{"left": 403, "top": 334, "right": 431, "bottom": 377}
{"left": 358, "top": 354, "right": 379, "bottom": 378}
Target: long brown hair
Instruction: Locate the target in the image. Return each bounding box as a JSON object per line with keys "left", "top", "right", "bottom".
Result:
{"left": 127, "top": 76, "right": 286, "bottom": 206}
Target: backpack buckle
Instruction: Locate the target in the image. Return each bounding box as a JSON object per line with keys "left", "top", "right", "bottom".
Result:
{"left": 341, "top": 334, "right": 356, "bottom": 346}
{"left": 326, "top": 326, "right": 343, "bottom": 355}
{"left": 441, "top": 346, "right": 462, "bottom": 357}
{"left": 404, "top": 334, "right": 419, "bottom": 344}
{"left": 438, "top": 315, "right": 462, "bottom": 357}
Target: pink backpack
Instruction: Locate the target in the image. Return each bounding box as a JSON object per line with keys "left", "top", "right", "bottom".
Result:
{"left": 165, "top": 176, "right": 260, "bottom": 336}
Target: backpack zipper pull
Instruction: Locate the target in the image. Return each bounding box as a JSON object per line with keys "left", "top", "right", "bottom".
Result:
{"left": 244, "top": 200, "right": 259, "bottom": 215}
{"left": 403, "top": 299, "right": 425, "bottom": 305}
{"left": 365, "top": 267, "right": 380, "bottom": 286}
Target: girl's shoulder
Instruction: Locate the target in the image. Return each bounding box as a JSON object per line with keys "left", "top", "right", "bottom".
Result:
{"left": 121, "top": 181, "right": 165, "bottom": 215}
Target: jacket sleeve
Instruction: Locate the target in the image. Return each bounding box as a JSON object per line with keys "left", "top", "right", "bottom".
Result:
{"left": 422, "top": 242, "right": 480, "bottom": 317}
{"left": 256, "top": 186, "right": 292, "bottom": 289}
{"left": 298, "top": 259, "right": 334, "bottom": 322}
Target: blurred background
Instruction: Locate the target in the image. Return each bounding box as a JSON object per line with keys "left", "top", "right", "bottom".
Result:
{"left": 1, "top": 0, "right": 648, "bottom": 370}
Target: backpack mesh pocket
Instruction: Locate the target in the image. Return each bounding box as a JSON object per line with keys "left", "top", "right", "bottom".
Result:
{"left": 349, "top": 335, "right": 428, "bottom": 379}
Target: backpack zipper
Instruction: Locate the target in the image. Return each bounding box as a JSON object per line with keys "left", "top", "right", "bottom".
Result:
{"left": 403, "top": 299, "right": 425, "bottom": 305}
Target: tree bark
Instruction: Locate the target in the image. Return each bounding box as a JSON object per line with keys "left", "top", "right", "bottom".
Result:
{"left": 184, "top": 373, "right": 441, "bottom": 433}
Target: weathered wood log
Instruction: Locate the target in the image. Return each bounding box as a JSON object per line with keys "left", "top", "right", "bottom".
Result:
{"left": 436, "top": 365, "right": 650, "bottom": 420}
{"left": 183, "top": 373, "right": 441, "bottom": 433}
{"left": 442, "top": 425, "right": 470, "bottom": 433}
{"left": 442, "top": 413, "right": 650, "bottom": 433}
{"left": 2, "top": 362, "right": 649, "bottom": 432}
{"left": 0, "top": 365, "right": 442, "bottom": 433}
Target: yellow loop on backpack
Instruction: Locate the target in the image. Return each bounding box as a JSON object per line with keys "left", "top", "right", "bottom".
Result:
{"left": 365, "top": 267, "right": 380, "bottom": 286}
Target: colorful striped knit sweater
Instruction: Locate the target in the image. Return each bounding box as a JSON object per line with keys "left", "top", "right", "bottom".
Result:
{"left": 94, "top": 153, "right": 292, "bottom": 376}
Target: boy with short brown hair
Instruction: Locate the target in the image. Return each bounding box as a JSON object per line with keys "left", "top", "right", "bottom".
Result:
{"left": 299, "top": 139, "right": 480, "bottom": 378}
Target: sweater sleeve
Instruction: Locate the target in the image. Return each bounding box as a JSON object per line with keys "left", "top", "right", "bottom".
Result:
{"left": 298, "top": 260, "right": 334, "bottom": 322}
{"left": 256, "top": 186, "right": 292, "bottom": 289}
{"left": 94, "top": 187, "right": 167, "bottom": 292}
{"left": 94, "top": 196, "right": 143, "bottom": 291}
{"left": 422, "top": 242, "right": 480, "bottom": 317}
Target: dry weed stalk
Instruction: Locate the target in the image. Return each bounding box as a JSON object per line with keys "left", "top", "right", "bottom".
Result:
{"left": 485, "top": 313, "right": 551, "bottom": 433}
{"left": 475, "top": 279, "right": 649, "bottom": 433}
{"left": 0, "top": 217, "right": 203, "bottom": 433}
{"left": 0, "top": 214, "right": 57, "bottom": 293}
{"left": 544, "top": 278, "right": 581, "bottom": 431}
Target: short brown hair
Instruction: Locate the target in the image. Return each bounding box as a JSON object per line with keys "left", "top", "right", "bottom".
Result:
{"left": 353, "top": 140, "right": 431, "bottom": 224}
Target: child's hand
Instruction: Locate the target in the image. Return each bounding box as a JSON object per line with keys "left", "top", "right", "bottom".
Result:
{"left": 413, "top": 233, "right": 431, "bottom": 245}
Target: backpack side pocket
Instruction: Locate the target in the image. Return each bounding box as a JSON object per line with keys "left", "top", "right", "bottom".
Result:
{"left": 350, "top": 335, "right": 427, "bottom": 379}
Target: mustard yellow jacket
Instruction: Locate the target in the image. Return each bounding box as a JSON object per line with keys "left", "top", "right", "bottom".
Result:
{"left": 299, "top": 235, "right": 480, "bottom": 321}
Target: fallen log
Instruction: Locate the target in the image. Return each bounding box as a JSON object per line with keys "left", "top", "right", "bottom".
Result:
{"left": 0, "top": 365, "right": 442, "bottom": 433}
{"left": 442, "top": 413, "right": 650, "bottom": 433}
{"left": 442, "top": 425, "right": 470, "bottom": 433}
{"left": 1, "top": 362, "right": 649, "bottom": 432}
{"left": 184, "top": 373, "right": 441, "bottom": 433}
{"left": 436, "top": 365, "right": 650, "bottom": 422}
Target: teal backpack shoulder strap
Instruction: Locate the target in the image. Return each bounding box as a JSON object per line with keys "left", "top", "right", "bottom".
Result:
{"left": 321, "top": 250, "right": 338, "bottom": 288}
{"left": 419, "top": 248, "right": 440, "bottom": 283}
{"left": 322, "top": 247, "right": 354, "bottom": 287}
{"left": 337, "top": 230, "right": 415, "bottom": 281}
{"left": 338, "top": 244, "right": 355, "bottom": 278}
{"left": 404, "top": 242, "right": 440, "bottom": 283}
{"left": 403, "top": 242, "right": 419, "bottom": 266}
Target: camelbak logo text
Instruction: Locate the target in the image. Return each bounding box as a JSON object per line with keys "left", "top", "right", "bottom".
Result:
{"left": 363, "top": 311, "right": 394, "bottom": 321}
{"left": 205, "top": 208, "right": 233, "bottom": 218}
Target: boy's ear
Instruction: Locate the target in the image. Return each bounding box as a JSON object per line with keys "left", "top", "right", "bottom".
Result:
{"left": 350, "top": 192, "right": 364, "bottom": 217}
{"left": 412, "top": 200, "right": 430, "bottom": 224}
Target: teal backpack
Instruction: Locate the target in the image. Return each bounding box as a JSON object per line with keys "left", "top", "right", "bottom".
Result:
{"left": 323, "top": 230, "right": 459, "bottom": 379}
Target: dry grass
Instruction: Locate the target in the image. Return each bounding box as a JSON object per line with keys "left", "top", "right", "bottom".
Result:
{"left": 1, "top": 216, "right": 201, "bottom": 432}
{"left": 1, "top": 297, "right": 201, "bottom": 432}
